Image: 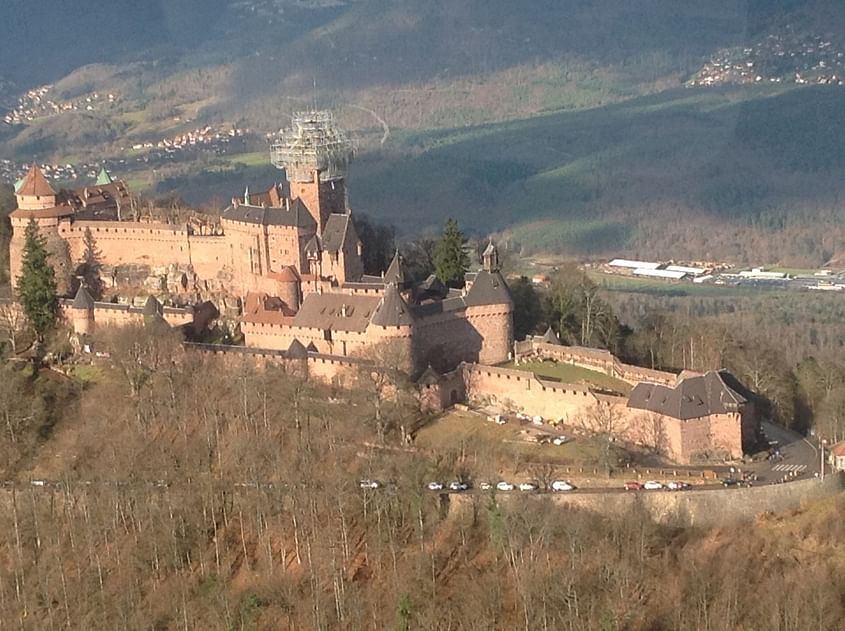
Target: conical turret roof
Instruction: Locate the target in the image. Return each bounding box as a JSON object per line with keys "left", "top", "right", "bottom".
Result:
{"left": 95, "top": 167, "right": 113, "bottom": 185}
{"left": 142, "top": 295, "right": 163, "bottom": 316}
{"left": 417, "top": 364, "right": 442, "bottom": 386}
{"left": 72, "top": 286, "right": 95, "bottom": 310}
{"left": 17, "top": 165, "right": 56, "bottom": 197}
{"left": 539, "top": 326, "right": 561, "bottom": 345}
{"left": 371, "top": 282, "right": 415, "bottom": 327}
{"left": 287, "top": 338, "right": 308, "bottom": 359}
{"left": 464, "top": 269, "right": 512, "bottom": 307}
{"left": 384, "top": 249, "right": 408, "bottom": 287}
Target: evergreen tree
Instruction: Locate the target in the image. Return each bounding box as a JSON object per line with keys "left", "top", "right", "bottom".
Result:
{"left": 433, "top": 218, "right": 470, "bottom": 287}
{"left": 16, "top": 219, "right": 58, "bottom": 342}
{"left": 76, "top": 227, "right": 105, "bottom": 300}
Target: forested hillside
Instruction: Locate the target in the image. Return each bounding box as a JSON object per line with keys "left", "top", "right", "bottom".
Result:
{"left": 0, "top": 329, "right": 844, "bottom": 630}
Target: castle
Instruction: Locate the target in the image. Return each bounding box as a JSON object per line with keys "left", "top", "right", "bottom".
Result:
{"left": 6, "top": 111, "right": 757, "bottom": 464}
{"left": 8, "top": 111, "right": 513, "bottom": 375}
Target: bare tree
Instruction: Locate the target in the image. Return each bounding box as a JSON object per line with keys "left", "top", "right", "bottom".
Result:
{"left": 354, "top": 340, "right": 417, "bottom": 445}
{"left": 581, "top": 400, "right": 624, "bottom": 473}
{"left": 0, "top": 302, "right": 31, "bottom": 356}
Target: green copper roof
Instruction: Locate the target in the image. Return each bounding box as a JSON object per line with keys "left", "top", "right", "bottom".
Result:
{"left": 95, "top": 167, "right": 112, "bottom": 186}
{"left": 13, "top": 178, "right": 23, "bottom": 192}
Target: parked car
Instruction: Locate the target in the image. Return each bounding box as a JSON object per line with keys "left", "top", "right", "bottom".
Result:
{"left": 643, "top": 481, "right": 664, "bottom": 490}
{"left": 721, "top": 478, "right": 741, "bottom": 487}
{"left": 518, "top": 481, "right": 539, "bottom": 492}
{"left": 427, "top": 482, "right": 444, "bottom": 491}
{"left": 667, "top": 481, "right": 690, "bottom": 491}
{"left": 532, "top": 415, "right": 544, "bottom": 425}
{"left": 479, "top": 481, "right": 493, "bottom": 491}
{"left": 624, "top": 481, "right": 642, "bottom": 491}
{"left": 359, "top": 479, "right": 382, "bottom": 490}
{"left": 552, "top": 436, "right": 569, "bottom": 446}
{"left": 449, "top": 481, "right": 470, "bottom": 492}
{"left": 496, "top": 481, "right": 515, "bottom": 492}
{"left": 551, "top": 480, "right": 576, "bottom": 492}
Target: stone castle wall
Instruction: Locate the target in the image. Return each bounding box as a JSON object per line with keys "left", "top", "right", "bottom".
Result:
{"left": 458, "top": 363, "right": 745, "bottom": 463}
{"left": 517, "top": 340, "right": 676, "bottom": 385}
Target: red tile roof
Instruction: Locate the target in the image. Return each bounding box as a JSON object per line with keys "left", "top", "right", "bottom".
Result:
{"left": 17, "top": 165, "right": 56, "bottom": 197}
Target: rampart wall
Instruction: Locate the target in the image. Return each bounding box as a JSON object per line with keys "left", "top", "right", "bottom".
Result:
{"left": 459, "top": 364, "right": 743, "bottom": 463}
{"left": 59, "top": 221, "right": 193, "bottom": 269}
{"left": 515, "top": 340, "right": 676, "bottom": 385}
{"left": 538, "top": 472, "right": 845, "bottom": 527}
{"left": 185, "top": 342, "right": 363, "bottom": 389}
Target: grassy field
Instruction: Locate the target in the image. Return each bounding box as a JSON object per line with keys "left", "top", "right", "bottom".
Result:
{"left": 500, "top": 359, "right": 631, "bottom": 394}
{"left": 414, "top": 409, "right": 603, "bottom": 470}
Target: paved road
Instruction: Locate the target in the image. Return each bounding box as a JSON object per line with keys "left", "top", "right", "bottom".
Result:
{"left": 748, "top": 421, "right": 820, "bottom": 485}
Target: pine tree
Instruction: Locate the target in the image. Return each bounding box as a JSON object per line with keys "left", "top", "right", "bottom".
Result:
{"left": 16, "top": 219, "right": 57, "bottom": 342}
{"left": 76, "top": 227, "right": 105, "bottom": 300}
{"left": 433, "top": 217, "right": 470, "bottom": 287}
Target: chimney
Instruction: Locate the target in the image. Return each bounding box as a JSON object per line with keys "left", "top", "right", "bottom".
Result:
{"left": 232, "top": 197, "right": 240, "bottom": 208}
{"left": 341, "top": 304, "right": 348, "bottom": 317}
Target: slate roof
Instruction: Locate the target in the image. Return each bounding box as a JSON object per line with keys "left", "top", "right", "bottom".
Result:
{"left": 72, "top": 286, "right": 95, "bottom": 310}
{"left": 464, "top": 270, "right": 513, "bottom": 307}
{"left": 292, "top": 293, "right": 380, "bottom": 332}
{"left": 371, "top": 283, "right": 415, "bottom": 327}
{"left": 539, "top": 326, "right": 561, "bottom": 345}
{"left": 417, "top": 364, "right": 442, "bottom": 386}
{"left": 411, "top": 295, "right": 467, "bottom": 317}
{"left": 384, "top": 250, "right": 408, "bottom": 287}
{"left": 322, "top": 213, "right": 355, "bottom": 253}
{"left": 627, "top": 370, "right": 747, "bottom": 421}
{"left": 304, "top": 235, "right": 321, "bottom": 256}
{"left": 223, "top": 198, "right": 316, "bottom": 229}
{"left": 287, "top": 339, "right": 308, "bottom": 359}
{"left": 142, "top": 296, "right": 163, "bottom": 316}
{"left": 17, "top": 165, "right": 56, "bottom": 197}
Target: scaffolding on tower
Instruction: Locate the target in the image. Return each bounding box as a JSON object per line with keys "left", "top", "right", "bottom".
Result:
{"left": 270, "top": 110, "right": 353, "bottom": 183}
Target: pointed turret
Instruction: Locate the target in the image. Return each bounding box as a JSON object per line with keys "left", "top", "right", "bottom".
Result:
{"left": 95, "top": 167, "right": 113, "bottom": 186}
{"left": 384, "top": 249, "right": 409, "bottom": 289}
{"left": 72, "top": 285, "right": 95, "bottom": 310}
{"left": 71, "top": 286, "right": 96, "bottom": 335}
{"left": 482, "top": 239, "right": 500, "bottom": 272}
{"left": 371, "top": 282, "right": 415, "bottom": 327}
{"left": 539, "top": 326, "right": 561, "bottom": 345}
{"left": 417, "top": 364, "right": 442, "bottom": 386}
{"left": 287, "top": 338, "right": 308, "bottom": 359}
{"left": 142, "top": 295, "right": 164, "bottom": 318}
{"left": 243, "top": 186, "right": 250, "bottom": 205}
{"left": 13, "top": 164, "right": 60, "bottom": 213}
{"left": 17, "top": 164, "right": 56, "bottom": 197}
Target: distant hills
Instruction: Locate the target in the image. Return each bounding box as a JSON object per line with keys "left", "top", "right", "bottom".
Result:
{"left": 2, "top": 0, "right": 845, "bottom": 265}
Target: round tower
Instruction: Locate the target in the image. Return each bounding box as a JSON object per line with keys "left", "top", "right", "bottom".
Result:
{"left": 8, "top": 165, "right": 73, "bottom": 288}
{"left": 464, "top": 241, "right": 514, "bottom": 365}
{"left": 276, "top": 266, "right": 302, "bottom": 312}
{"left": 70, "top": 286, "right": 96, "bottom": 335}
{"left": 368, "top": 282, "right": 416, "bottom": 373}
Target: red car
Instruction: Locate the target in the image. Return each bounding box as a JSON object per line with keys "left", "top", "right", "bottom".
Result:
{"left": 624, "top": 481, "right": 642, "bottom": 491}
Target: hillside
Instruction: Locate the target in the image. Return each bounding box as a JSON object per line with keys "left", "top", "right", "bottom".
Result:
{"left": 2, "top": 0, "right": 845, "bottom": 264}
{"left": 1, "top": 349, "right": 845, "bottom": 629}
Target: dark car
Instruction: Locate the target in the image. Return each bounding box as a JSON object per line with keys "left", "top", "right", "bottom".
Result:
{"left": 721, "top": 478, "right": 741, "bottom": 487}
